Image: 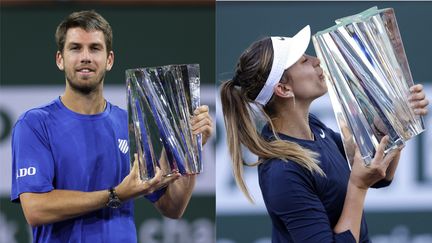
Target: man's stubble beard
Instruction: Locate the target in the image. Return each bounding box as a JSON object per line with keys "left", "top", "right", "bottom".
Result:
{"left": 65, "top": 72, "right": 106, "bottom": 95}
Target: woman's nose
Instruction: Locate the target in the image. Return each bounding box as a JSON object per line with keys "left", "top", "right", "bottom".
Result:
{"left": 312, "top": 56, "right": 321, "bottom": 66}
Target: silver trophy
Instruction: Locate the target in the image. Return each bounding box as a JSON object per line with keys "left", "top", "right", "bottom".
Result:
{"left": 126, "top": 64, "right": 202, "bottom": 180}
{"left": 312, "top": 7, "right": 425, "bottom": 166}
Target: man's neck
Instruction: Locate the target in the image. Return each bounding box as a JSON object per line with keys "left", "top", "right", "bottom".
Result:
{"left": 61, "top": 87, "right": 106, "bottom": 115}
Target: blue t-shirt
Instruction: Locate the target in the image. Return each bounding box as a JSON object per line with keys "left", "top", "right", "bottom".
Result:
{"left": 258, "top": 114, "right": 390, "bottom": 243}
{"left": 11, "top": 97, "right": 165, "bottom": 243}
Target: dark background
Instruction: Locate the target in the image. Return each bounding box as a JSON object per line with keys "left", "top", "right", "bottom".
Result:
{"left": 216, "top": 1, "right": 431, "bottom": 84}
{"left": 1, "top": 2, "right": 215, "bottom": 86}
{"left": 0, "top": 2, "right": 215, "bottom": 243}
{"left": 216, "top": 2, "right": 432, "bottom": 243}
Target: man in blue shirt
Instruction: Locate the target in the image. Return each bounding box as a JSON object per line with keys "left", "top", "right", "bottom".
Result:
{"left": 11, "top": 10, "right": 213, "bottom": 242}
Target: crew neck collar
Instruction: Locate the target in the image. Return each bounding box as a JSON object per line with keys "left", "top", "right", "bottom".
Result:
{"left": 55, "top": 96, "right": 111, "bottom": 120}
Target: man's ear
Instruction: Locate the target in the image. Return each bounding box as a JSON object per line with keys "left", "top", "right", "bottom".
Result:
{"left": 274, "top": 83, "right": 294, "bottom": 98}
{"left": 106, "top": 51, "right": 114, "bottom": 71}
{"left": 56, "top": 51, "right": 64, "bottom": 71}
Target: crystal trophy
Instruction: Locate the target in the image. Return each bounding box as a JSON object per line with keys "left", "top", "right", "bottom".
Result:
{"left": 126, "top": 64, "right": 202, "bottom": 180}
{"left": 312, "top": 7, "right": 425, "bottom": 165}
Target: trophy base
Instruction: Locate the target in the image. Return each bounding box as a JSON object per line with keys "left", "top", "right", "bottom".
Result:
{"left": 384, "top": 138, "right": 405, "bottom": 153}
{"left": 164, "top": 171, "right": 201, "bottom": 177}
{"left": 363, "top": 137, "right": 405, "bottom": 166}
{"left": 163, "top": 170, "right": 180, "bottom": 178}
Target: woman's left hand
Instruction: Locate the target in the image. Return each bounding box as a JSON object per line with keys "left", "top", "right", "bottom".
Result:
{"left": 409, "top": 84, "right": 429, "bottom": 116}
{"left": 191, "top": 105, "right": 213, "bottom": 145}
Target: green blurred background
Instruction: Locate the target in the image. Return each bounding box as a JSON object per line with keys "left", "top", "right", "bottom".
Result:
{"left": 0, "top": 2, "right": 215, "bottom": 243}
{"left": 215, "top": 2, "right": 432, "bottom": 243}
{"left": 1, "top": 3, "right": 215, "bottom": 86}
{"left": 2, "top": 1, "right": 432, "bottom": 243}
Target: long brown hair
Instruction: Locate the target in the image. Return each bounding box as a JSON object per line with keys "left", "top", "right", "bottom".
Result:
{"left": 220, "top": 37, "right": 324, "bottom": 202}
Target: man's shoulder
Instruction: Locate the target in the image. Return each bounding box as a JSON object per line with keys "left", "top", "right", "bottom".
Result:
{"left": 13, "top": 99, "right": 59, "bottom": 136}
{"left": 108, "top": 102, "right": 127, "bottom": 117}
{"left": 17, "top": 99, "right": 58, "bottom": 124}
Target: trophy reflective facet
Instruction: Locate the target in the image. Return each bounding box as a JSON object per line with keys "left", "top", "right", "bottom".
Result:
{"left": 127, "top": 64, "right": 202, "bottom": 180}
{"left": 312, "top": 7, "right": 425, "bottom": 166}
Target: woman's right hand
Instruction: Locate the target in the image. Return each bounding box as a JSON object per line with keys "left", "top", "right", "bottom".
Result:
{"left": 335, "top": 136, "right": 401, "bottom": 241}
{"left": 349, "top": 136, "right": 402, "bottom": 190}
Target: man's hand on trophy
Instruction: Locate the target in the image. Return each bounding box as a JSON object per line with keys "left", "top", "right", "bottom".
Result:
{"left": 409, "top": 84, "right": 429, "bottom": 115}
{"left": 115, "top": 154, "right": 181, "bottom": 202}
{"left": 191, "top": 105, "right": 213, "bottom": 145}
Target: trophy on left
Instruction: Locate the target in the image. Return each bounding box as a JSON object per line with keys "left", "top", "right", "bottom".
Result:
{"left": 126, "top": 64, "right": 202, "bottom": 180}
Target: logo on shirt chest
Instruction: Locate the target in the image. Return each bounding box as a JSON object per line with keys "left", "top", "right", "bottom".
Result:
{"left": 319, "top": 129, "right": 326, "bottom": 139}
{"left": 118, "top": 139, "right": 129, "bottom": 154}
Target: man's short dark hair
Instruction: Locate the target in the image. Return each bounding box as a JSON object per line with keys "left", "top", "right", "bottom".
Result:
{"left": 55, "top": 10, "right": 113, "bottom": 54}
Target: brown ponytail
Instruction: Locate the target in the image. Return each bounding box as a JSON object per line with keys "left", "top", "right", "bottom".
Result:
{"left": 220, "top": 38, "right": 324, "bottom": 203}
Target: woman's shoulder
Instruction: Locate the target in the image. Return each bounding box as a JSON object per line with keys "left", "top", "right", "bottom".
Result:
{"left": 258, "top": 158, "right": 317, "bottom": 201}
{"left": 309, "top": 113, "right": 327, "bottom": 129}
{"left": 259, "top": 158, "right": 314, "bottom": 183}
{"left": 309, "top": 113, "right": 340, "bottom": 136}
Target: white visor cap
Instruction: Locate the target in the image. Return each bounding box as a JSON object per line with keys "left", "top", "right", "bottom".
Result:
{"left": 254, "top": 25, "right": 311, "bottom": 106}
